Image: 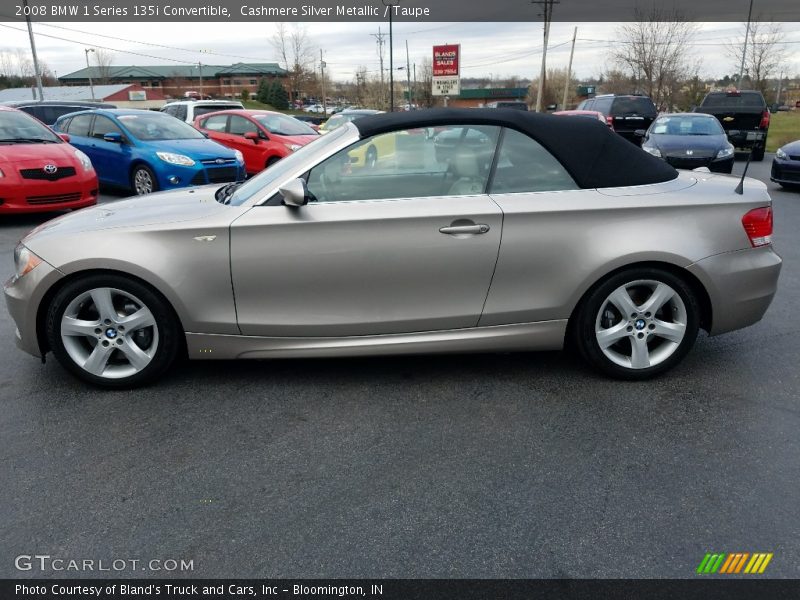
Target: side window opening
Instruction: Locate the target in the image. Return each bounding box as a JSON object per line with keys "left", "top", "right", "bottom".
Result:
{"left": 489, "top": 128, "right": 578, "bottom": 194}
{"left": 304, "top": 125, "right": 501, "bottom": 203}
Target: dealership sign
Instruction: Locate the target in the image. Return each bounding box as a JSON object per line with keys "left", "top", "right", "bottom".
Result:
{"left": 432, "top": 44, "right": 460, "bottom": 96}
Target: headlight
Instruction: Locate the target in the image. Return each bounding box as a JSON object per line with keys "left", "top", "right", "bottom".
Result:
{"left": 234, "top": 150, "right": 245, "bottom": 164}
{"left": 73, "top": 149, "right": 93, "bottom": 171}
{"left": 283, "top": 143, "right": 302, "bottom": 152}
{"left": 716, "top": 145, "right": 735, "bottom": 159}
{"left": 156, "top": 152, "right": 195, "bottom": 166}
{"left": 642, "top": 145, "right": 661, "bottom": 158}
{"left": 13, "top": 244, "right": 43, "bottom": 279}
{"left": 776, "top": 148, "right": 788, "bottom": 160}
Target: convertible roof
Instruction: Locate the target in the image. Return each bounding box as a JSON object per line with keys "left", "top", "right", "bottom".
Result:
{"left": 353, "top": 108, "right": 678, "bottom": 189}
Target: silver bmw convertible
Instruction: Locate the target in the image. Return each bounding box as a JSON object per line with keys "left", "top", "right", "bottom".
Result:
{"left": 4, "top": 109, "right": 782, "bottom": 387}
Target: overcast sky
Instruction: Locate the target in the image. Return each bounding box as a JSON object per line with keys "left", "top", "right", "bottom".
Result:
{"left": 0, "top": 20, "right": 798, "bottom": 84}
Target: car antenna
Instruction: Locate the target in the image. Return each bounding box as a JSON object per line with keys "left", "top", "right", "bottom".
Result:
{"left": 734, "top": 150, "right": 753, "bottom": 195}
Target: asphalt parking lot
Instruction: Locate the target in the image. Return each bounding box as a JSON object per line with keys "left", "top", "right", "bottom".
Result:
{"left": 1, "top": 156, "right": 799, "bottom": 579}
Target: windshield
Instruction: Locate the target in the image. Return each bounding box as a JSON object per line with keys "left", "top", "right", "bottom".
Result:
{"left": 117, "top": 113, "right": 206, "bottom": 141}
{"left": 701, "top": 93, "right": 765, "bottom": 109}
{"left": 320, "top": 114, "right": 356, "bottom": 132}
{"left": 253, "top": 113, "right": 317, "bottom": 136}
{"left": 611, "top": 97, "right": 657, "bottom": 117}
{"left": 194, "top": 104, "right": 243, "bottom": 117}
{"left": 0, "top": 110, "right": 61, "bottom": 143}
{"left": 651, "top": 115, "right": 724, "bottom": 136}
{"left": 227, "top": 124, "right": 351, "bottom": 206}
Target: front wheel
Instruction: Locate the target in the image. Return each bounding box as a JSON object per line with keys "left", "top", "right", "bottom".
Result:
{"left": 573, "top": 268, "right": 700, "bottom": 379}
{"left": 751, "top": 147, "right": 765, "bottom": 161}
{"left": 46, "top": 274, "right": 181, "bottom": 387}
{"left": 131, "top": 165, "right": 158, "bottom": 195}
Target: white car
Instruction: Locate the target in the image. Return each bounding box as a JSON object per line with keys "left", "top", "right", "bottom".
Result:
{"left": 161, "top": 100, "right": 244, "bottom": 124}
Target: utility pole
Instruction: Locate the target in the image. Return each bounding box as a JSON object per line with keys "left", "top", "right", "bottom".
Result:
{"left": 562, "top": 26, "right": 577, "bottom": 110}
{"left": 23, "top": 0, "right": 44, "bottom": 100}
{"left": 775, "top": 71, "right": 784, "bottom": 106}
{"left": 738, "top": 0, "right": 754, "bottom": 89}
{"left": 84, "top": 48, "right": 96, "bottom": 101}
{"left": 382, "top": 0, "right": 400, "bottom": 112}
{"left": 198, "top": 62, "right": 203, "bottom": 98}
{"left": 320, "top": 49, "right": 327, "bottom": 115}
{"left": 532, "top": 0, "right": 559, "bottom": 113}
{"left": 370, "top": 27, "right": 387, "bottom": 109}
{"left": 405, "top": 40, "right": 412, "bottom": 109}
{"left": 413, "top": 62, "right": 417, "bottom": 108}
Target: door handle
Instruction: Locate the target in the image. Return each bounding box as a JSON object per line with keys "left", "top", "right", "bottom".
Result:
{"left": 439, "top": 224, "right": 490, "bottom": 235}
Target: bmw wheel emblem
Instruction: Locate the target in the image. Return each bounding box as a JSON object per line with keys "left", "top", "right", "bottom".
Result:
{"left": 43, "top": 164, "right": 58, "bottom": 174}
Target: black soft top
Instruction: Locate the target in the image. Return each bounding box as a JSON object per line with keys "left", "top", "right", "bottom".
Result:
{"left": 354, "top": 108, "right": 678, "bottom": 189}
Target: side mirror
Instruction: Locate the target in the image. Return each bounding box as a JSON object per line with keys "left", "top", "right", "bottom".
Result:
{"left": 634, "top": 129, "right": 646, "bottom": 137}
{"left": 103, "top": 132, "right": 123, "bottom": 143}
{"left": 244, "top": 131, "right": 260, "bottom": 143}
{"left": 58, "top": 133, "right": 70, "bottom": 143}
{"left": 279, "top": 178, "right": 309, "bottom": 207}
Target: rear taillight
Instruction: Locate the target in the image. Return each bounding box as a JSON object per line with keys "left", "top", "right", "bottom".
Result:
{"left": 606, "top": 115, "right": 614, "bottom": 128}
{"left": 742, "top": 207, "right": 773, "bottom": 247}
{"left": 759, "top": 110, "right": 770, "bottom": 129}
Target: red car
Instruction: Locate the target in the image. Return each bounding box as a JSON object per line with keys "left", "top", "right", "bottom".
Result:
{"left": 193, "top": 109, "right": 319, "bottom": 176}
{"left": 553, "top": 109, "right": 615, "bottom": 130}
{"left": 0, "top": 106, "right": 98, "bottom": 214}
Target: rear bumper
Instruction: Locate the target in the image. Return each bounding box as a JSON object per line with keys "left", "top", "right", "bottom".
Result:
{"left": 726, "top": 130, "right": 767, "bottom": 150}
{"left": 687, "top": 246, "right": 782, "bottom": 336}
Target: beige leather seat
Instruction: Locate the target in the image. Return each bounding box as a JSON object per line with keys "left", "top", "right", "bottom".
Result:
{"left": 447, "top": 150, "right": 484, "bottom": 195}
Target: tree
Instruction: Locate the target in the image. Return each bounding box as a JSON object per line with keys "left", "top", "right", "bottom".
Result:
{"left": 240, "top": 89, "right": 250, "bottom": 102}
{"left": 613, "top": 7, "right": 698, "bottom": 110}
{"left": 527, "top": 67, "right": 579, "bottom": 109}
{"left": 271, "top": 23, "right": 315, "bottom": 103}
{"left": 92, "top": 48, "right": 114, "bottom": 84}
{"left": 726, "top": 21, "right": 786, "bottom": 98}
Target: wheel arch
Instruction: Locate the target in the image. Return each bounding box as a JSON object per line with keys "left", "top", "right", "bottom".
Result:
{"left": 128, "top": 160, "right": 159, "bottom": 189}
{"left": 36, "top": 268, "right": 187, "bottom": 357}
{"left": 566, "top": 260, "right": 713, "bottom": 345}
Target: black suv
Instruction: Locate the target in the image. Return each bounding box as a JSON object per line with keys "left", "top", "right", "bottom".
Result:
{"left": 577, "top": 94, "right": 658, "bottom": 145}
{"left": 693, "top": 90, "right": 769, "bottom": 161}
{"left": 4, "top": 101, "right": 116, "bottom": 126}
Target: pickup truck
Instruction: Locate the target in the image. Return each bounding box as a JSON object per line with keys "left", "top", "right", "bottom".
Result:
{"left": 694, "top": 90, "right": 770, "bottom": 161}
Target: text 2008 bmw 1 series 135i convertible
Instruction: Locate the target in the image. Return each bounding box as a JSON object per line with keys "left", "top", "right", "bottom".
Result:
{"left": 5, "top": 109, "right": 782, "bottom": 387}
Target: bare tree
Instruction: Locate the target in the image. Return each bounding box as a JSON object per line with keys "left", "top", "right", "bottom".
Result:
{"left": 599, "top": 68, "right": 637, "bottom": 96}
{"left": 527, "top": 67, "right": 579, "bottom": 109}
{"left": 272, "top": 23, "right": 315, "bottom": 102}
{"left": 613, "top": 7, "right": 698, "bottom": 110}
{"left": 92, "top": 48, "right": 114, "bottom": 84}
{"left": 726, "top": 20, "right": 785, "bottom": 97}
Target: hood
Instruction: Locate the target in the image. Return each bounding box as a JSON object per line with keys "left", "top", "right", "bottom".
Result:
{"left": 648, "top": 134, "right": 728, "bottom": 157}
{"left": 0, "top": 141, "right": 81, "bottom": 165}
{"left": 779, "top": 140, "right": 800, "bottom": 156}
{"left": 143, "top": 138, "right": 237, "bottom": 161}
{"left": 22, "top": 186, "right": 231, "bottom": 246}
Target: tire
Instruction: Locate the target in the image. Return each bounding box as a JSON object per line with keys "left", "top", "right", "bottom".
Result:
{"left": 131, "top": 164, "right": 158, "bottom": 195}
{"left": 365, "top": 146, "right": 378, "bottom": 169}
{"left": 751, "top": 147, "right": 765, "bottom": 162}
{"left": 46, "top": 274, "right": 181, "bottom": 388}
{"left": 572, "top": 267, "right": 700, "bottom": 380}
{"left": 266, "top": 156, "right": 281, "bottom": 169}
{"left": 778, "top": 183, "right": 800, "bottom": 191}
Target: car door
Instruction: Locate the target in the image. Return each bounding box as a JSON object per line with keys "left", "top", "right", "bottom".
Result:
{"left": 229, "top": 124, "right": 505, "bottom": 337}
{"left": 227, "top": 115, "right": 264, "bottom": 174}
{"left": 482, "top": 127, "right": 595, "bottom": 327}
{"left": 86, "top": 115, "right": 131, "bottom": 187}
{"left": 61, "top": 113, "right": 96, "bottom": 166}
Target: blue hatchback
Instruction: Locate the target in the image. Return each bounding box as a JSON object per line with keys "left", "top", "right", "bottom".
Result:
{"left": 53, "top": 109, "right": 245, "bottom": 195}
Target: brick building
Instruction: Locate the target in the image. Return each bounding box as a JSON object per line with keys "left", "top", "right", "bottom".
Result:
{"left": 59, "top": 63, "right": 288, "bottom": 100}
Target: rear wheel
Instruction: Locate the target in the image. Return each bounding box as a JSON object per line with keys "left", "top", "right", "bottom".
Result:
{"left": 46, "top": 274, "right": 181, "bottom": 388}
{"left": 751, "top": 146, "right": 765, "bottom": 161}
{"left": 266, "top": 156, "right": 281, "bottom": 169}
{"left": 573, "top": 268, "right": 700, "bottom": 379}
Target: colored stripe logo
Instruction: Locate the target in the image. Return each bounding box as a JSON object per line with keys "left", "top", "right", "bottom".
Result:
{"left": 697, "top": 552, "right": 773, "bottom": 574}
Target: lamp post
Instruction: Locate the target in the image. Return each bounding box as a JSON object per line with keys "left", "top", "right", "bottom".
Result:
{"left": 382, "top": 0, "right": 400, "bottom": 111}
{"left": 84, "top": 48, "right": 96, "bottom": 101}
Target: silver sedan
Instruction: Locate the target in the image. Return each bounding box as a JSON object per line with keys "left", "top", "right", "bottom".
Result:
{"left": 4, "top": 109, "right": 782, "bottom": 387}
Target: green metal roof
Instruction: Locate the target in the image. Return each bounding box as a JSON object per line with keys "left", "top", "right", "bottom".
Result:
{"left": 458, "top": 87, "right": 529, "bottom": 100}
{"left": 60, "top": 63, "right": 287, "bottom": 81}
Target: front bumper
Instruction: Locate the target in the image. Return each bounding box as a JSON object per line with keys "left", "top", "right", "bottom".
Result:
{"left": 4, "top": 259, "right": 64, "bottom": 358}
{"left": 770, "top": 158, "right": 800, "bottom": 185}
{"left": 664, "top": 155, "right": 734, "bottom": 173}
{"left": 0, "top": 171, "right": 98, "bottom": 214}
{"left": 154, "top": 162, "right": 246, "bottom": 191}
{"left": 687, "top": 246, "right": 782, "bottom": 336}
